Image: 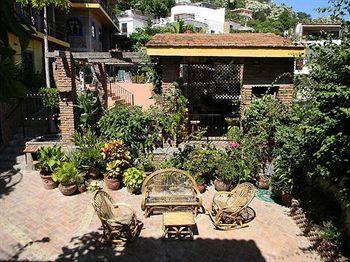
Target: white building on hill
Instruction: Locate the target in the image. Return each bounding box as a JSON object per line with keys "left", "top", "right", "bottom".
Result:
{"left": 154, "top": 1, "right": 225, "bottom": 33}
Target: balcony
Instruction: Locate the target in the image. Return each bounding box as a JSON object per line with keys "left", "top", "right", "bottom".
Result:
{"left": 16, "top": 4, "right": 68, "bottom": 44}
{"left": 70, "top": 0, "right": 118, "bottom": 24}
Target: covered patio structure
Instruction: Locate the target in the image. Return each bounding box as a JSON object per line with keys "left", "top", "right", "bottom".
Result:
{"left": 146, "top": 33, "right": 304, "bottom": 139}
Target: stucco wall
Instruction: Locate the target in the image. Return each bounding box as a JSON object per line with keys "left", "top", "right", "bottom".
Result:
{"left": 8, "top": 33, "right": 43, "bottom": 72}
{"left": 60, "top": 9, "right": 107, "bottom": 52}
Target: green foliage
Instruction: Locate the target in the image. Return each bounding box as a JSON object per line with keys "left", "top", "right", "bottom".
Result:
{"left": 52, "top": 162, "right": 83, "bottom": 184}
{"left": 215, "top": 155, "right": 242, "bottom": 184}
{"left": 115, "top": 0, "right": 175, "bottom": 18}
{"left": 150, "top": 86, "right": 189, "bottom": 143}
{"left": 0, "top": 58, "right": 28, "bottom": 101}
{"left": 123, "top": 167, "right": 147, "bottom": 193}
{"left": 16, "top": 0, "right": 70, "bottom": 11}
{"left": 129, "top": 20, "right": 172, "bottom": 51}
{"left": 275, "top": 11, "right": 350, "bottom": 204}
{"left": 36, "top": 146, "right": 65, "bottom": 175}
{"left": 182, "top": 146, "right": 220, "bottom": 178}
{"left": 317, "top": 221, "right": 342, "bottom": 247}
{"left": 87, "top": 181, "right": 103, "bottom": 192}
{"left": 98, "top": 104, "right": 162, "bottom": 158}
{"left": 76, "top": 91, "right": 101, "bottom": 131}
{"left": 161, "top": 145, "right": 196, "bottom": 169}
{"left": 38, "top": 87, "right": 59, "bottom": 108}
{"left": 73, "top": 130, "right": 104, "bottom": 170}
{"left": 242, "top": 94, "right": 290, "bottom": 166}
{"left": 134, "top": 154, "right": 156, "bottom": 172}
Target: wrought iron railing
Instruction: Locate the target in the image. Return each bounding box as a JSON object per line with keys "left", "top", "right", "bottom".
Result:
{"left": 188, "top": 113, "right": 240, "bottom": 140}
{"left": 16, "top": 5, "right": 68, "bottom": 42}
{"left": 108, "top": 82, "right": 134, "bottom": 106}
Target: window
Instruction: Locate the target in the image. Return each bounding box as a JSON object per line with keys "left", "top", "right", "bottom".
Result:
{"left": 252, "top": 86, "right": 279, "bottom": 98}
{"left": 67, "top": 18, "right": 82, "bottom": 36}
{"left": 121, "top": 23, "right": 127, "bottom": 33}
{"left": 174, "top": 13, "right": 195, "bottom": 21}
{"left": 91, "top": 23, "right": 96, "bottom": 38}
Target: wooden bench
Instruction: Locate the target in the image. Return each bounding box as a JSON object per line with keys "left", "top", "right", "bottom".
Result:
{"left": 23, "top": 145, "right": 42, "bottom": 170}
{"left": 141, "top": 168, "right": 202, "bottom": 217}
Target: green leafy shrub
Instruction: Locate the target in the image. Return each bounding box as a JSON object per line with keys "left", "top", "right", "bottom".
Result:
{"left": 36, "top": 146, "right": 65, "bottom": 175}
{"left": 77, "top": 91, "right": 101, "bottom": 131}
{"left": 87, "top": 181, "right": 103, "bottom": 192}
{"left": 52, "top": 162, "right": 83, "bottom": 184}
{"left": 123, "top": 167, "right": 147, "bottom": 193}
{"left": 135, "top": 154, "right": 156, "bottom": 172}
{"left": 160, "top": 145, "right": 196, "bottom": 169}
{"left": 38, "top": 87, "right": 59, "bottom": 108}
{"left": 73, "top": 130, "right": 104, "bottom": 171}
{"left": 317, "top": 221, "right": 342, "bottom": 247}
{"left": 98, "top": 104, "right": 161, "bottom": 158}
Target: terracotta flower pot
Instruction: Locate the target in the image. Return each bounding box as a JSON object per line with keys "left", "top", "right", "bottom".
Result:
{"left": 104, "top": 176, "right": 121, "bottom": 190}
{"left": 87, "top": 167, "right": 100, "bottom": 179}
{"left": 214, "top": 178, "right": 230, "bottom": 191}
{"left": 58, "top": 183, "right": 77, "bottom": 196}
{"left": 281, "top": 191, "right": 293, "bottom": 206}
{"left": 78, "top": 183, "right": 87, "bottom": 193}
{"left": 40, "top": 173, "right": 58, "bottom": 190}
{"left": 197, "top": 183, "right": 206, "bottom": 193}
{"left": 257, "top": 175, "right": 270, "bottom": 189}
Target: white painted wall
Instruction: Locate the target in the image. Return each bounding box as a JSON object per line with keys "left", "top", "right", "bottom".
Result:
{"left": 118, "top": 10, "right": 151, "bottom": 36}
{"left": 170, "top": 5, "right": 225, "bottom": 33}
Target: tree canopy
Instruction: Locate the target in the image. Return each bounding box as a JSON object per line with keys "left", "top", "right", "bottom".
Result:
{"left": 115, "top": 0, "right": 175, "bottom": 18}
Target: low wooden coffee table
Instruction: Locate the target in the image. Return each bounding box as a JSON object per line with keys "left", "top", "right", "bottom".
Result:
{"left": 162, "top": 211, "right": 195, "bottom": 240}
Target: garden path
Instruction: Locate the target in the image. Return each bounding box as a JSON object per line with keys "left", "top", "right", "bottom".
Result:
{"left": 0, "top": 153, "right": 321, "bottom": 261}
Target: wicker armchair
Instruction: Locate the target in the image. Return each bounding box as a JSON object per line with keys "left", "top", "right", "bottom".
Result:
{"left": 209, "top": 182, "right": 256, "bottom": 230}
{"left": 92, "top": 190, "right": 143, "bottom": 245}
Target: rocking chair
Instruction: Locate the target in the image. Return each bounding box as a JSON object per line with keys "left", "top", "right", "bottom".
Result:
{"left": 209, "top": 182, "right": 256, "bottom": 230}
{"left": 92, "top": 190, "right": 143, "bottom": 245}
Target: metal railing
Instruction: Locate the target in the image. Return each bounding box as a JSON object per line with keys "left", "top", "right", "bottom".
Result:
{"left": 16, "top": 6, "right": 68, "bottom": 42}
{"left": 108, "top": 82, "right": 134, "bottom": 106}
{"left": 188, "top": 113, "right": 240, "bottom": 140}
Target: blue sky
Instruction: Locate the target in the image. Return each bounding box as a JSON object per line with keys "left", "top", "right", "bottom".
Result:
{"left": 273, "top": 0, "right": 331, "bottom": 18}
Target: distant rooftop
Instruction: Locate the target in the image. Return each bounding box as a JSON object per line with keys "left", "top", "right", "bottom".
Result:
{"left": 146, "top": 33, "right": 299, "bottom": 48}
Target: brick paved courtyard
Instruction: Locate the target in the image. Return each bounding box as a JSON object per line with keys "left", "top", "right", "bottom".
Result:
{"left": 0, "top": 152, "right": 321, "bottom": 261}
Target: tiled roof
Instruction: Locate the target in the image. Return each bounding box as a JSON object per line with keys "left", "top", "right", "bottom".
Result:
{"left": 146, "top": 33, "right": 299, "bottom": 48}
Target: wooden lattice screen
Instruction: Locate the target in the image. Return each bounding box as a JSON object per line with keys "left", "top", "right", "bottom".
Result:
{"left": 182, "top": 64, "right": 242, "bottom": 103}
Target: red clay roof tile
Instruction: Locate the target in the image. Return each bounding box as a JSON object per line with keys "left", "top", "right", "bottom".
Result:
{"left": 146, "top": 33, "right": 299, "bottom": 48}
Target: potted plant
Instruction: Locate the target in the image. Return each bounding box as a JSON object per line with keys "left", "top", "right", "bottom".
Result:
{"left": 76, "top": 173, "right": 87, "bottom": 193}
{"left": 195, "top": 175, "right": 206, "bottom": 193}
{"left": 36, "top": 145, "right": 65, "bottom": 189}
{"left": 214, "top": 154, "right": 241, "bottom": 191}
{"left": 102, "top": 140, "right": 130, "bottom": 190}
{"left": 73, "top": 130, "right": 104, "bottom": 179}
{"left": 52, "top": 162, "right": 82, "bottom": 196}
{"left": 123, "top": 167, "right": 147, "bottom": 194}
{"left": 271, "top": 165, "right": 293, "bottom": 206}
